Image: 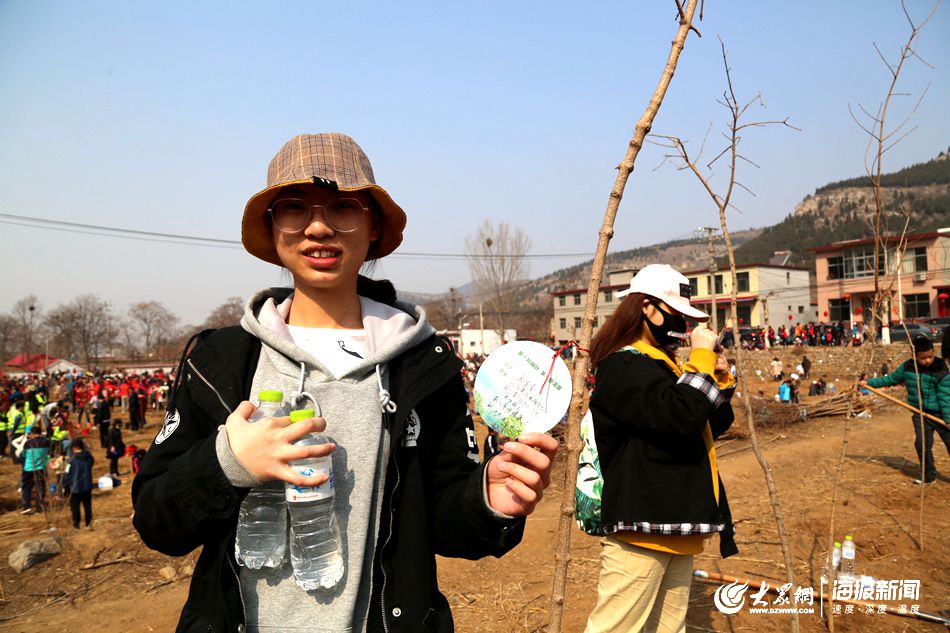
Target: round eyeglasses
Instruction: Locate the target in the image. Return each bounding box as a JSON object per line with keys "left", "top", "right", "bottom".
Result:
{"left": 268, "top": 197, "right": 368, "bottom": 233}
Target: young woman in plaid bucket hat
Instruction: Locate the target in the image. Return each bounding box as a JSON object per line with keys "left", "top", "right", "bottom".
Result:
{"left": 583, "top": 265, "right": 739, "bottom": 633}
{"left": 132, "top": 133, "right": 557, "bottom": 633}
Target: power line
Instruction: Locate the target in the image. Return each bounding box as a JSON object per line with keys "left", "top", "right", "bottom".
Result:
{"left": 0, "top": 212, "right": 238, "bottom": 244}
{"left": 0, "top": 212, "right": 594, "bottom": 260}
{"left": 0, "top": 217, "right": 244, "bottom": 250}
{"left": 4, "top": 211, "right": 942, "bottom": 280}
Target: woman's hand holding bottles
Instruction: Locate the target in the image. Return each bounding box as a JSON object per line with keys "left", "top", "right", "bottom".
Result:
{"left": 225, "top": 401, "right": 335, "bottom": 487}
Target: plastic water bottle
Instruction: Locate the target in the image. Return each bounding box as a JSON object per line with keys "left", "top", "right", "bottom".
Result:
{"left": 235, "top": 390, "right": 289, "bottom": 569}
{"left": 286, "top": 408, "right": 344, "bottom": 591}
{"left": 840, "top": 535, "right": 857, "bottom": 581}
{"left": 821, "top": 542, "right": 842, "bottom": 582}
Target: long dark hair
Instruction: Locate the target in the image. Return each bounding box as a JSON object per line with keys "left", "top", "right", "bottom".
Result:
{"left": 590, "top": 293, "right": 648, "bottom": 369}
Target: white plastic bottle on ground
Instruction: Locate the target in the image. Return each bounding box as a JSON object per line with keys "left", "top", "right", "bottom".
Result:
{"left": 235, "top": 390, "right": 290, "bottom": 569}
{"left": 840, "top": 534, "right": 857, "bottom": 581}
{"left": 286, "top": 408, "right": 344, "bottom": 591}
{"left": 821, "top": 541, "right": 842, "bottom": 582}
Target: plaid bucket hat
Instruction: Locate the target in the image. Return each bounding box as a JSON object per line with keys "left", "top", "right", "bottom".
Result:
{"left": 242, "top": 133, "right": 407, "bottom": 265}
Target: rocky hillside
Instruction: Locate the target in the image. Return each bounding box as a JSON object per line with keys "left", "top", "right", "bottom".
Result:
{"left": 523, "top": 229, "right": 761, "bottom": 300}
{"left": 525, "top": 151, "right": 949, "bottom": 305}
{"left": 424, "top": 149, "right": 949, "bottom": 337}
{"left": 734, "top": 151, "right": 950, "bottom": 268}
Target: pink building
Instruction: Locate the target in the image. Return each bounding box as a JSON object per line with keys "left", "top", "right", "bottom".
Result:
{"left": 810, "top": 230, "right": 950, "bottom": 324}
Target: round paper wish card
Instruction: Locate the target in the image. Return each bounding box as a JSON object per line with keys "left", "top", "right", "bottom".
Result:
{"left": 473, "top": 341, "right": 572, "bottom": 438}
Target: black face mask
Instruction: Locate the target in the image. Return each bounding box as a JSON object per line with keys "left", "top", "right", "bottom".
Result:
{"left": 646, "top": 304, "right": 688, "bottom": 347}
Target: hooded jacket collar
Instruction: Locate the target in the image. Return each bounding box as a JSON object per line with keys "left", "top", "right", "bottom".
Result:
{"left": 239, "top": 281, "right": 435, "bottom": 382}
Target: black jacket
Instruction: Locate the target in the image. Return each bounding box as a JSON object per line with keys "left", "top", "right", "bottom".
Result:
{"left": 590, "top": 349, "right": 738, "bottom": 558}
{"left": 66, "top": 450, "right": 95, "bottom": 494}
{"left": 108, "top": 427, "right": 125, "bottom": 455}
{"left": 94, "top": 398, "right": 111, "bottom": 425}
{"left": 132, "top": 285, "right": 524, "bottom": 633}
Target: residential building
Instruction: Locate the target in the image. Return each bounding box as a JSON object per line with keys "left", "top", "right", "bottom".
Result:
{"left": 551, "top": 269, "right": 636, "bottom": 344}
{"left": 441, "top": 328, "right": 517, "bottom": 356}
{"left": 551, "top": 264, "right": 816, "bottom": 344}
{"left": 810, "top": 230, "right": 950, "bottom": 323}
{"left": 680, "top": 264, "right": 815, "bottom": 328}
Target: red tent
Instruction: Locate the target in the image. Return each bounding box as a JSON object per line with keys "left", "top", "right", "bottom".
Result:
{"left": 3, "top": 353, "right": 58, "bottom": 373}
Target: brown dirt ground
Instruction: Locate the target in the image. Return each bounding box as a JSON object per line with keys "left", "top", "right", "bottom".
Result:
{"left": 1, "top": 392, "right": 948, "bottom": 632}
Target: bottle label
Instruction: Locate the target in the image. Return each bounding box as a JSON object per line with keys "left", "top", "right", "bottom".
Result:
{"left": 286, "top": 460, "right": 334, "bottom": 502}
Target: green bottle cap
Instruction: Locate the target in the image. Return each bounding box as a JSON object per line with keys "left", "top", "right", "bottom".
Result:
{"left": 258, "top": 390, "right": 284, "bottom": 402}
{"left": 290, "top": 409, "right": 316, "bottom": 422}
{"left": 844, "top": 535, "right": 853, "bottom": 541}
{"left": 834, "top": 542, "right": 842, "bottom": 547}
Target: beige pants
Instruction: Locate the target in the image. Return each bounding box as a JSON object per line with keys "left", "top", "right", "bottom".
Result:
{"left": 584, "top": 537, "right": 694, "bottom": 633}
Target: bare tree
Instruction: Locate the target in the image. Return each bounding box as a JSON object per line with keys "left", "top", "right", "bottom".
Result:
{"left": 129, "top": 301, "right": 179, "bottom": 358}
{"left": 421, "top": 294, "right": 456, "bottom": 331}
{"left": 548, "top": 2, "right": 703, "bottom": 631}
{"left": 11, "top": 295, "right": 42, "bottom": 359}
{"left": 465, "top": 220, "right": 530, "bottom": 338}
{"left": 654, "top": 36, "right": 800, "bottom": 633}
{"left": 845, "top": 2, "right": 938, "bottom": 572}
{"left": 45, "top": 303, "right": 80, "bottom": 362}
{"left": 117, "top": 317, "right": 140, "bottom": 360}
{"left": 0, "top": 314, "right": 17, "bottom": 364}
{"left": 202, "top": 297, "right": 246, "bottom": 330}
{"left": 55, "top": 294, "right": 117, "bottom": 369}
{"left": 851, "top": 0, "right": 939, "bottom": 342}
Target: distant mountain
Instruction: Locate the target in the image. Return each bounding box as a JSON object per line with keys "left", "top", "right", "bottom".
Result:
{"left": 734, "top": 150, "right": 950, "bottom": 268}
{"left": 398, "top": 289, "right": 441, "bottom": 306}
{"left": 422, "top": 148, "right": 950, "bottom": 338}
{"left": 526, "top": 229, "right": 762, "bottom": 300}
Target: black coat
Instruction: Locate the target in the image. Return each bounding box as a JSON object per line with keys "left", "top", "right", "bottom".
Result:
{"left": 591, "top": 349, "right": 738, "bottom": 558}
{"left": 94, "top": 398, "right": 111, "bottom": 425}
{"left": 132, "top": 284, "right": 524, "bottom": 633}
{"left": 108, "top": 427, "right": 125, "bottom": 456}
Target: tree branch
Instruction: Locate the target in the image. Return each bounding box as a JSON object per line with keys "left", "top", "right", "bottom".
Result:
{"left": 547, "top": 3, "right": 702, "bottom": 630}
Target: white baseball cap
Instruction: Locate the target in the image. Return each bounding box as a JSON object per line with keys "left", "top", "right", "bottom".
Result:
{"left": 615, "top": 264, "right": 709, "bottom": 321}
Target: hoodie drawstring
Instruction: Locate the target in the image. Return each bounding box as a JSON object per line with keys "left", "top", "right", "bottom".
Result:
{"left": 284, "top": 361, "right": 394, "bottom": 416}
{"left": 289, "top": 361, "right": 321, "bottom": 416}
{"left": 376, "top": 365, "right": 397, "bottom": 414}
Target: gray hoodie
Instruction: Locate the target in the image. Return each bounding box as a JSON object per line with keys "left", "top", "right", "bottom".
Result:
{"left": 216, "top": 287, "right": 434, "bottom": 632}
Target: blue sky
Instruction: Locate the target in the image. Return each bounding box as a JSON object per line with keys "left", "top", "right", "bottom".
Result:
{"left": 1, "top": 1, "right": 947, "bottom": 325}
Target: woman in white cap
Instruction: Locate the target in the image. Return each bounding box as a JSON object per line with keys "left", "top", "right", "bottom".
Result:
{"left": 583, "top": 264, "right": 738, "bottom": 633}
{"left": 132, "top": 133, "right": 557, "bottom": 632}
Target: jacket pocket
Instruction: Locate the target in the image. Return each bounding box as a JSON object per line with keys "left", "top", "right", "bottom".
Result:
{"left": 424, "top": 593, "right": 455, "bottom": 633}
{"left": 423, "top": 606, "right": 454, "bottom": 633}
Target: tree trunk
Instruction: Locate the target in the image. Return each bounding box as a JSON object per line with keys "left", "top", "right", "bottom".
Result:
{"left": 547, "top": 2, "right": 700, "bottom": 631}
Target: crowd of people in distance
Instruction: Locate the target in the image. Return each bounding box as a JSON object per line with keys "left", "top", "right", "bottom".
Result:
{"left": 0, "top": 369, "right": 169, "bottom": 521}
{"left": 459, "top": 352, "right": 486, "bottom": 395}
{"left": 733, "top": 320, "right": 872, "bottom": 350}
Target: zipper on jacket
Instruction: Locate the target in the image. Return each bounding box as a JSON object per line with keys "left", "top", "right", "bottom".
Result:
{"left": 226, "top": 549, "right": 248, "bottom": 630}
{"left": 186, "top": 358, "right": 234, "bottom": 414}
{"left": 379, "top": 453, "right": 401, "bottom": 633}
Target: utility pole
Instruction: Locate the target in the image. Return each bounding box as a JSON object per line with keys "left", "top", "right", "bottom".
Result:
{"left": 762, "top": 291, "right": 775, "bottom": 349}
{"left": 699, "top": 227, "right": 720, "bottom": 331}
